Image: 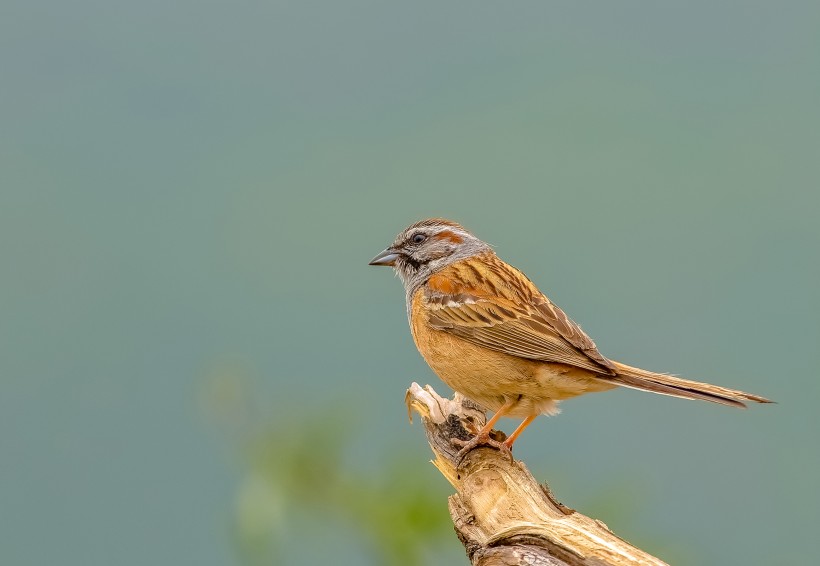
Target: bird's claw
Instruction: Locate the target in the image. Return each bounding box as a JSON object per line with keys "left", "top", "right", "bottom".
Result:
{"left": 452, "top": 433, "right": 514, "bottom": 467}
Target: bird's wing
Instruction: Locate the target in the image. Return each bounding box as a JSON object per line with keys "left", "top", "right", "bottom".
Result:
{"left": 424, "top": 255, "right": 616, "bottom": 375}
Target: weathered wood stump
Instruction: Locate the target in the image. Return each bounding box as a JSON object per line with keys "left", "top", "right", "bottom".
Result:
{"left": 405, "top": 382, "right": 668, "bottom": 566}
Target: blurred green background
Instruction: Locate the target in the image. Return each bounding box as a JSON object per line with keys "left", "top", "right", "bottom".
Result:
{"left": 2, "top": 1, "right": 818, "bottom": 564}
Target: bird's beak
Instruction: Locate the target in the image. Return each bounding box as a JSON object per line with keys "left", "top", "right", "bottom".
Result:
{"left": 369, "top": 248, "right": 400, "bottom": 266}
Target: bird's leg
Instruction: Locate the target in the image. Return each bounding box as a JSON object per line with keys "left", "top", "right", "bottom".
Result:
{"left": 453, "top": 398, "right": 517, "bottom": 464}
{"left": 502, "top": 414, "right": 537, "bottom": 450}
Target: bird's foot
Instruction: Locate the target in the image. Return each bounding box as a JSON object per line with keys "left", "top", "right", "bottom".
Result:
{"left": 452, "top": 432, "right": 514, "bottom": 466}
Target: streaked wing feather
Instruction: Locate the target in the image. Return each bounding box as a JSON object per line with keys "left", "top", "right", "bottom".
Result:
{"left": 533, "top": 301, "right": 615, "bottom": 371}
{"left": 427, "top": 294, "right": 615, "bottom": 375}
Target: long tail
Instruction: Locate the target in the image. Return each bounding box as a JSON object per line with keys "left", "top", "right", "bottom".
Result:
{"left": 608, "top": 361, "right": 773, "bottom": 408}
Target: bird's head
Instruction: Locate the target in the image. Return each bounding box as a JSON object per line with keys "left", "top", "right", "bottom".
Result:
{"left": 369, "top": 218, "right": 491, "bottom": 294}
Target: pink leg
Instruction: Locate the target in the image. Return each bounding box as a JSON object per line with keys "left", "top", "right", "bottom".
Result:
{"left": 453, "top": 398, "right": 518, "bottom": 464}
{"left": 502, "top": 415, "right": 537, "bottom": 450}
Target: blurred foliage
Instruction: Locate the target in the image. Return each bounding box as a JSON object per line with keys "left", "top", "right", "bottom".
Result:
{"left": 202, "top": 367, "right": 455, "bottom": 566}
{"left": 201, "top": 366, "right": 688, "bottom": 565}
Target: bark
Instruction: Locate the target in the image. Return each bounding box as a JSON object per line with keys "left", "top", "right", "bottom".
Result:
{"left": 405, "top": 383, "right": 668, "bottom": 566}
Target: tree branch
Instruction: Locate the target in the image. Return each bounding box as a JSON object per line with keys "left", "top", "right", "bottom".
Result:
{"left": 405, "top": 382, "right": 668, "bottom": 566}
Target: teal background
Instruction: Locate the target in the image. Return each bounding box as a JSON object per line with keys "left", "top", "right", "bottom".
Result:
{"left": 2, "top": 1, "right": 818, "bottom": 564}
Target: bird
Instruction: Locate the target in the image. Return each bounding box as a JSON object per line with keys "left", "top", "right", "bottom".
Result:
{"left": 369, "top": 218, "right": 772, "bottom": 458}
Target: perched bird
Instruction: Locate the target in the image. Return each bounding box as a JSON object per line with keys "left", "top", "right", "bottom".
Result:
{"left": 370, "top": 218, "right": 772, "bottom": 457}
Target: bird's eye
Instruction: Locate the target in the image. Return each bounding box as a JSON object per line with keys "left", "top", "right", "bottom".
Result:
{"left": 411, "top": 233, "right": 427, "bottom": 244}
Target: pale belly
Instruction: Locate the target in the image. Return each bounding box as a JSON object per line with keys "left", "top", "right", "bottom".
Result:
{"left": 413, "top": 324, "right": 615, "bottom": 418}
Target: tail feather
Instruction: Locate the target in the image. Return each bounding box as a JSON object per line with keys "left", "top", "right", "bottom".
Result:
{"left": 609, "top": 362, "right": 774, "bottom": 409}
